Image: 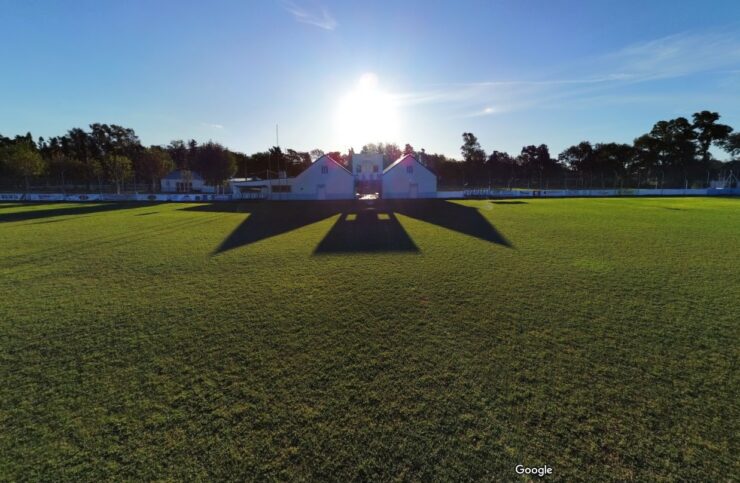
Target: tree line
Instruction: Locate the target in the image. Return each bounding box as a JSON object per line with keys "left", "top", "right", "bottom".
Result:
{"left": 0, "top": 124, "right": 327, "bottom": 193}
{"left": 1, "top": 110, "right": 739, "bottom": 193}
{"left": 453, "top": 110, "right": 740, "bottom": 189}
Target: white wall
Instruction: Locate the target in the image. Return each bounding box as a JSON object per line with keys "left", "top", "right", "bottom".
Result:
{"left": 382, "top": 156, "right": 437, "bottom": 199}
{"left": 291, "top": 155, "right": 355, "bottom": 200}
{"left": 160, "top": 177, "right": 216, "bottom": 193}
{"left": 352, "top": 153, "right": 384, "bottom": 181}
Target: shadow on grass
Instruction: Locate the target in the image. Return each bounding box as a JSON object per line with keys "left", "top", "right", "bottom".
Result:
{"left": 0, "top": 203, "right": 154, "bottom": 223}
{"left": 183, "top": 202, "right": 339, "bottom": 254}
{"left": 183, "top": 199, "right": 511, "bottom": 255}
{"left": 315, "top": 208, "right": 418, "bottom": 254}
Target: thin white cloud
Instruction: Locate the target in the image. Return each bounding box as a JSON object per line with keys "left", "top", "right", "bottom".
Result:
{"left": 201, "top": 122, "right": 224, "bottom": 129}
{"left": 393, "top": 75, "right": 627, "bottom": 107}
{"left": 281, "top": 1, "right": 336, "bottom": 30}
{"left": 604, "top": 31, "right": 740, "bottom": 80}
{"left": 394, "top": 31, "right": 740, "bottom": 116}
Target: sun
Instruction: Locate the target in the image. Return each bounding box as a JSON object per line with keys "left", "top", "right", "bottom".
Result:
{"left": 333, "top": 73, "right": 400, "bottom": 149}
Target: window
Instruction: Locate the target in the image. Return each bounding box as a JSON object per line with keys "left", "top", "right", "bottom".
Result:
{"left": 373, "top": 165, "right": 379, "bottom": 173}
{"left": 271, "top": 185, "right": 291, "bottom": 193}
{"left": 321, "top": 165, "right": 329, "bottom": 174}
{"left": 406, "top": 165, "right": 414, "bottom": 174}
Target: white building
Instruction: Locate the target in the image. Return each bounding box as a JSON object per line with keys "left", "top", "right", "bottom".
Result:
{"left": 382, "top": 154, "right": 437, "bottom": 199}
{"left": 161, "top": 170, "right": 217, "bottom": 194}
{"left": 230, "top": 155, "right": 355, "bottom": 200}
{"left": 352, "top": 153, "right": 384, "bottom": 195}
{"left": 229, "top": 153, "right": 437, "bottom": 200}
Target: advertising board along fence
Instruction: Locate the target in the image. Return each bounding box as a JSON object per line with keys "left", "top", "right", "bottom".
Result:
{"left": 0, "top": 193, "right": 233, "bottom": 202}
{"left": 458, "top": 188, "right": 740, "bottom": 199}
{"left": 0, "top": 188, "right": 738, "bottom": 203}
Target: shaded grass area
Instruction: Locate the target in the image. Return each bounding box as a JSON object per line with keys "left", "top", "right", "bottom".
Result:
{"left": 0, "top": 198, "right": 738, "bottom": 481}
{"left": 182, "top": 199, "right": 510, "bottom": 255}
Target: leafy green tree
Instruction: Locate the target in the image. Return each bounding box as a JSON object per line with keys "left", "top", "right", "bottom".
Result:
{"left": 517, "top": 144, "right": 559, "bottom": 188}
{"left": 460, "top": 133, "right": 486, "bottom": 185}
{"left": 231, "top": 151, "right": 250, "bottom": 178}
{"left": 461, "top": 132, "right": 486, "bottom": 165}
{"left": 285, "top": 149, "right": 311, "bottom": 177}
{"left": 644, "top": 118, "right": 697, "bottom": 186}
{"left": 105, "top": 154, "right": 132, "bottom": 194}
{"left": 64, "top": 128, "right": 96, "bottom": 189}
{"left": 360, "top": 143, "right": 380, "bottom": 154}
{"left": 44, "top": 136, "right": 82, "bottom": 192}
{"left": 362, "top": 142, "right": 402, "bottom": 166}
{"left": 692, "top": 111, "right": 733, "bottom": 162}
{"left": 1, "top": 142, "right": 46, "bottom": 191}
{"left": 722, "top": 132, "right": 740, "bottom": 160}
{"left": 268, "top": 145, "right": 285, "bottom": 176}
{"left": 309, "top": 149, "right": 325, "bottom": 161}
{"left": 138, "top": 147, "right": 174, "bottom": 192}
{"left": 382, "top": 144, "right": 401, "bottom": 165}
{"left": 194, "top": 141, "right": 236, "bottom": 192}
{"left": 88, "top": 124, "right": 142, "bottom": 188}
{"left": 245, "top": 151, "right": 272, "bottom": 178}
{"left": 342, "top": 147, "right": 355, "bottom": 167}
{"left": 486, "top": 150, "right": 515, "bottom": 186}
{"left": 559, "top": 142, "right": 596, "bottom": 188}
{"left": 187, "top": 139, "right": 199, "bottom": 169}
{"left": 632, "top": 134, "right": 662, "bottom": 187}
{"left": 167, "top": 140, "right": 189, "bottom": 169}
{"left": 89, "top": 124, "right": 141, "bottom": 161}
{"left": 593, "top": 143, "right": 635, "bottom": 188}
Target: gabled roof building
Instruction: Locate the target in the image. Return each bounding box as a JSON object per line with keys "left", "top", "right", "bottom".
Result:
{"left": 161, "top": 170, "right": 217, "bottom": 194}
{"left": 382, "top": 154, "right": 437, "bottom": 199}
{"left": 230, "top": 153, "right": 437, "bottom": 200}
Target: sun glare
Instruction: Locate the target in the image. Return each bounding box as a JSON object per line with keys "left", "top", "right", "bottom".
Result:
{"left": 334, "top": 73, "right": 400, "bottom": 149}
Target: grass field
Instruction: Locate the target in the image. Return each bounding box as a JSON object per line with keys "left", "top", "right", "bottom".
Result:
{"left": 1, "top": 197, "right": 738, "bottom": 481}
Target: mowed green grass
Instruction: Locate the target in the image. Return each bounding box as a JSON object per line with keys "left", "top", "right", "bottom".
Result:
{"left": 0, "top": 198, "right": 738, "bottom": 481}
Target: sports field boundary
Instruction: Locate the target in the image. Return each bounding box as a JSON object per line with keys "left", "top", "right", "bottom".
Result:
{"left": 0, "top": 187, "right": 738, "bottom": 203}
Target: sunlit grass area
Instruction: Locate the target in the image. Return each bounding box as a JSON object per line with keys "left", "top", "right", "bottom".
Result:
{"left": 1, "top": 198, "right": 738, "bottom": 480}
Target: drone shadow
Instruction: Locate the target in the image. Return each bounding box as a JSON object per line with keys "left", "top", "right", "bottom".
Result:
{"left": 181, "top": 199, "right": 511, "bottom": 255}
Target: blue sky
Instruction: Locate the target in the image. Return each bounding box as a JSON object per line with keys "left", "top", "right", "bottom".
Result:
{"left": 1, "top": 0, "right": 740, "bottom": 158}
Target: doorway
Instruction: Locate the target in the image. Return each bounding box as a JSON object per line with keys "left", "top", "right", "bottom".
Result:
{"left": 409, "top": 183, "right": 418, "bottom": 198}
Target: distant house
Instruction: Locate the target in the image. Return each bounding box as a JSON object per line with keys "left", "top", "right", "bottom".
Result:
{"left": 160, "top": 170, "right": 216, "bottom": 194}
{"left": 382, "top": 154, "right": 437, "bottom": 199}
{"left": 229, "top": 153, "right": 437, "bottom": 200}
{"left": 230, "top": 155, "right": 355, "bottom": 200}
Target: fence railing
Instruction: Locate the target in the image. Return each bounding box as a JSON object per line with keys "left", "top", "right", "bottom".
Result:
{"left": 458, "top": 188, "right": 740, "bottom": 198}
{"left": 1, "top": 188, "right": 738, "bottom": 203}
